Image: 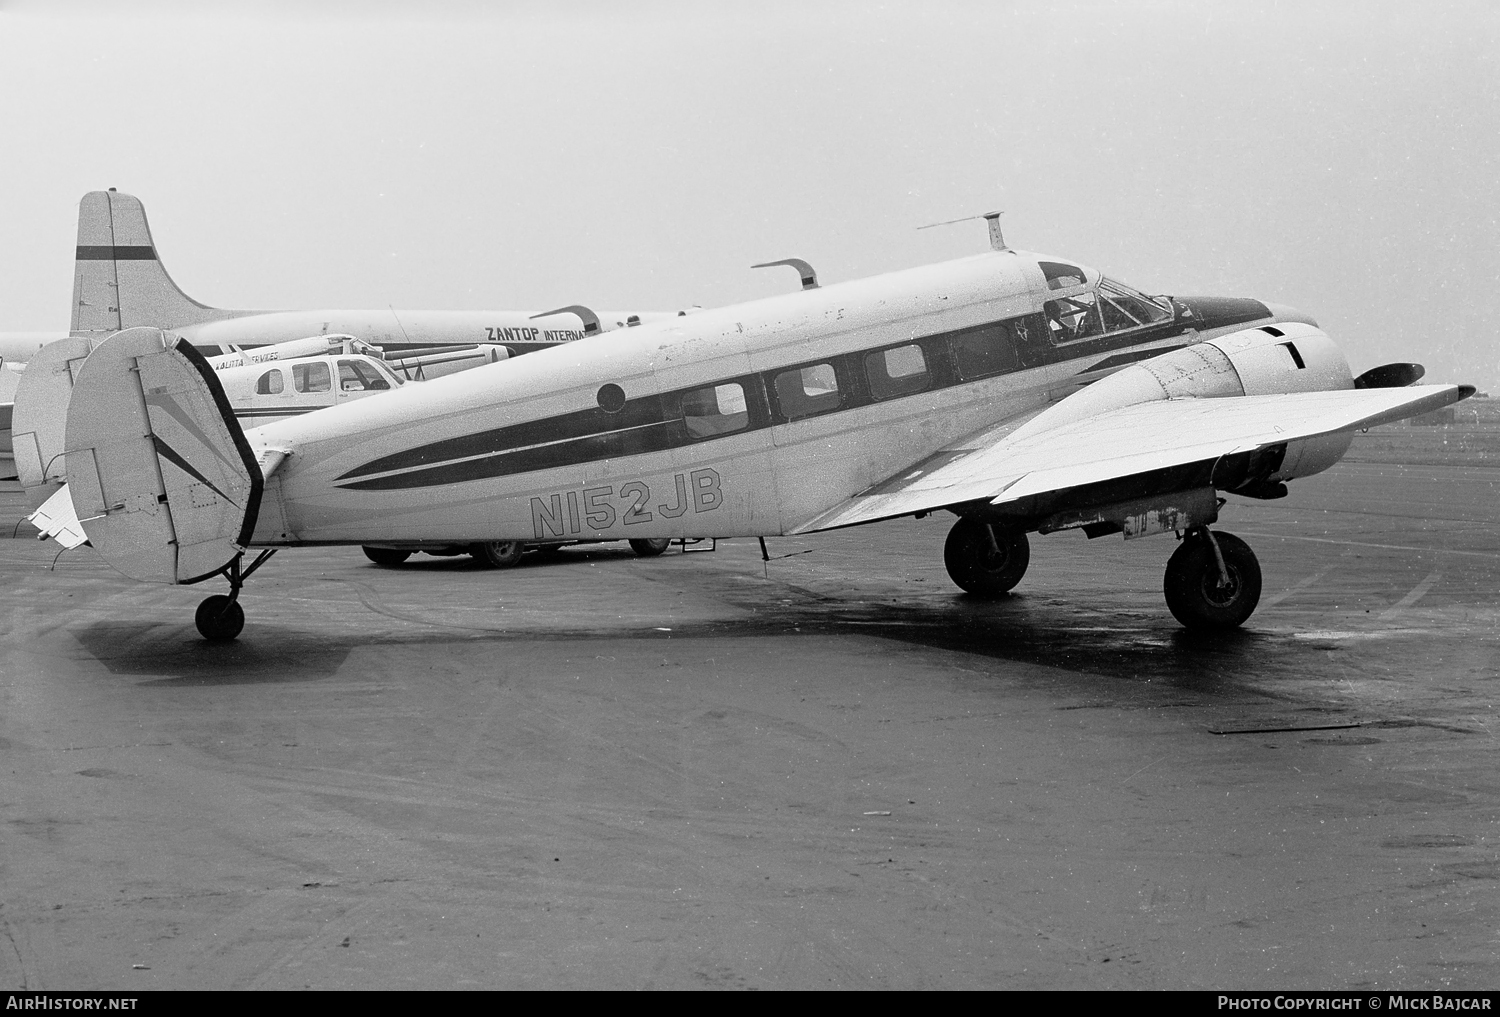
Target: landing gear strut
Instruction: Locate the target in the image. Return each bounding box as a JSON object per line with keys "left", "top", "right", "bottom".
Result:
{"left": 195, "top": 549, "right": 278, "bottom": 642}
{"left": 943, "top": 517, "right": 1030, "bottom": 597}
{"left": 1163, "top": 528, "right": 1261, "bottom": 630}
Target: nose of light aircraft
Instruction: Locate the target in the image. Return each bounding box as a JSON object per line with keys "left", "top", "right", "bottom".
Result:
{"left": 1176, "top": 295, "right": 1318, "bottom": 331}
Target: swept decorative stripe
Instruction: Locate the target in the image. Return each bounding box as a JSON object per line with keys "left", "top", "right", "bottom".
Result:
{"left": 336, "top": 308, "right": 1218, "bottom": 493}
{"left": 150, "top": 434, "right": 239, "bottom": 506}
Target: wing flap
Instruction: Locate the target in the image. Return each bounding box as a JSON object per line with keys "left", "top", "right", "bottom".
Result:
{"left": 792, "top": 384, "right": 1471, "bottom": 534}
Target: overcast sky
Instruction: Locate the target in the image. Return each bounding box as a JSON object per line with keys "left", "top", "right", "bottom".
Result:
{"left": 1, "top": 1, "right": 1495, "bottom": 390}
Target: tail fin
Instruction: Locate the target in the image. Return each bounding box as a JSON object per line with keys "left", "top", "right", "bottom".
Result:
{"left": 71, "top": 190, "right": 241, "bottom": 334}
{"left": 11, "top": 335, "right": 102, "bottom": 508}
{"left": 66, "top": 327, "right": 261, "bottom": 583}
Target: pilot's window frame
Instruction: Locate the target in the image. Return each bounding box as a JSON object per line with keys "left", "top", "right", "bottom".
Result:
{"left": 771, "top": 362, "right": 842, "bottom": 421}
{"left": 293, "top": 361, "right": 331, "bottom": 394}
{"left": 951, "top": 320, "right": 1023, "bottom": 379}
{"left": 679, "top": 381, "right": 750, "bottom": 439}
{"left": 865, "top": 344, "right": 931, "bottom": 401}
{"left": 255, "top": 368, "right": 284, "bottom": 395}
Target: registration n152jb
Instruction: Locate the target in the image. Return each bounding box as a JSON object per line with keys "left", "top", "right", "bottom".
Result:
{"left": 25, "top": 223, "right": 1471, "bottom": 640}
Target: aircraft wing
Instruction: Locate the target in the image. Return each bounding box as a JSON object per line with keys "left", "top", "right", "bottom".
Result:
{"left": 792, "top": 383, "right": 1472, "bottom": 534}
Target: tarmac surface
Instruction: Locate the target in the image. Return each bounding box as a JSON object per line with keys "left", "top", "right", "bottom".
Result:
{"left": 0, "top": 423, "right": 1497, "bottom": 990}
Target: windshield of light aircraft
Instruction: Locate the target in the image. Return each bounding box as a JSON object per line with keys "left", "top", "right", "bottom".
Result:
{"left": 1044, "top": 277, "right": 1174, "bottom": 344}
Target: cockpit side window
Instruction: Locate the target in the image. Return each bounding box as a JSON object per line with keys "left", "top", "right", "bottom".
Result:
{"left": 338, "top": 359, "right": 392, "bottom": 391}
{"left": 1040, "top": 261, "right": 1088, "bottom": 291}
{"left": 1045, "top": 293, "right": 1104, "bottom": 344}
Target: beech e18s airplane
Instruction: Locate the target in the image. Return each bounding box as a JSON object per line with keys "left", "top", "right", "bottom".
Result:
{"left": 29, "top": 214, "right": 1471, "bottom": 640}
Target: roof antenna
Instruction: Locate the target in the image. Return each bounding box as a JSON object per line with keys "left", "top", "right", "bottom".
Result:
{"left": 917, "top": 210, "right": 1008, "bottom": 252}
{"left": 752, "top": 258, "right": 819, "bottom": 290}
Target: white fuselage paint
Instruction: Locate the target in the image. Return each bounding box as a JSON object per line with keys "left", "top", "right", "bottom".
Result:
{"left": 244, "top": 250, "right": 1288, "bottom": 548}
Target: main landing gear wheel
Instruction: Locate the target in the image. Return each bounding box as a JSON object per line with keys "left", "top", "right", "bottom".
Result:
{"left": 943, "top": 518, "right": 1030, "bottom": 597}
{"left": 362, "top": 546, "right": 412, "bottom": 566}
{"left": 1163, "top": 529, "right": 1262, "bottom": 630}
{"left": 195, "top": 595, "right": 245, "bottom": 642}
{"left": 471, "top": 540, "right": 526, "bottom": 568}
{"left": 629, "top": 538, "right": 672, "bottom": 558}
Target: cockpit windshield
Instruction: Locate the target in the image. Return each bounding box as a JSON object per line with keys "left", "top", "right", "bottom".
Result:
{"left": 1043, "top": 277, "right": 1174, "bottom": 345}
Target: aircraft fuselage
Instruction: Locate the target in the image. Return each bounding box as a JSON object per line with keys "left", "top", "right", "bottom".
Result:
{"left": 246, "top": 249, "right": 1302, "bottom": 547}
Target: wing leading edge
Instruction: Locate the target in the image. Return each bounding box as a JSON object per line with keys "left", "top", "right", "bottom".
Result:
{"left": 792, "top": 384, "right": 1473, "bottom": 534}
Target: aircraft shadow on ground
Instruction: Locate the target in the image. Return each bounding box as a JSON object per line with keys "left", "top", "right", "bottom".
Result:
{"left": 70, "top": 621, "right": 356, "bottom": 685}
{"left": 69, "top": 586, "right": 1288, "bottom": 697}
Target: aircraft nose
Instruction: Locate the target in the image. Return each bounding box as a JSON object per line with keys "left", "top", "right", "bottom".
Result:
{"left": 1262, "top": 301, "right": 1319, "bottom": 328}
{"left": 1177, "top": 295, "right": 1319, "bottom": 332}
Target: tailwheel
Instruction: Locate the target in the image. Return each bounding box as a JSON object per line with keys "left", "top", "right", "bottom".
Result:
{"left": 629, "top": 538, "right": 672, "bottom": 558}
{"left": 1163, "top": 529, "right": 1262, "bottom": 630}
{"left": 943, "top": 517, "right": 1030, "bottom": 597}
{"left": 471, "top": 540, "right": 526, "bottom": 568}
{"left": 362, "top": 545, "right": 412, "bottom": 566}
{"left": 195, "top": 594, "right": 245, "bottom": 642}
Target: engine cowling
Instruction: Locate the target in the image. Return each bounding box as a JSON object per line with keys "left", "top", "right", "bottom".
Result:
{"left": 1008, "top": 323, "right": 1357, "bottom": 491}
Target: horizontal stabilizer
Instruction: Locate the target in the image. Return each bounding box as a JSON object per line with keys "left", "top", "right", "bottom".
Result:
{"left": 28, "top": 484, "right": 88, "bottom": 549}
{"left": 65, "top": 327, "right": 262, "bottom": 583}
{"left": 793, "top": 383, "right": 1474, "bottom": 534}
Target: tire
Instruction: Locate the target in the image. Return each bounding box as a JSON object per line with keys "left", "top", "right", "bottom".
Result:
{"left": 943, "top": 518, "right": 1030, "bottom": 597}
{"left": 195, "top": 595, "right": 245, "bottom": 642}
{"left": 362, "top": 545, "right": 412, "bottom": 566}
{"left": 1163, "top": 531, "right": 1262, "bottom": 630}
{"left": 629, "top": 538, "right": 672, "bottom": 558}
{"left": 471, "top": 540, "right": 526, "bottom": 568}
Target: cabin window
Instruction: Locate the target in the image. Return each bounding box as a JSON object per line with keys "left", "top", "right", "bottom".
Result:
{"left": 338, "top": 359, "right": 392, "bottom": 391}
{"left": 681, "top": 382, "right": 749, "bottom": 439}
{"left": 772, "top": 363, "right": 841, "bottom": 420}
{"left": 866, "top": 344, "right": 931, "bottom": 400}
{"left": 293, "top": 361, "right": 331, "bottom": 393}
{"left": 255, "top": 369, "right": 284, "bottom": 395}
{"left": 952, "top": 321, "right": 1021, "bottom": 379}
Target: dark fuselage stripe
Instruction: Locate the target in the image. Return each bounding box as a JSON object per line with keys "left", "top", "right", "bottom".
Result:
{"left": 76, "top": 246, "right": 157, "bottom": 260}
{"left": 335, "top": 310, "right": 1217, "bottom": 493}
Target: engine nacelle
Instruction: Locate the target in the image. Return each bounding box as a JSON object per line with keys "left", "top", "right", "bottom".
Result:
{"left": 1009, "top": 322, "right": 1353, "bottom": 445}
{"left": 1005, "top": 323, "right": 1356, "bottom": 495}
{"left": 1205, "top": 322, "right": 1353, "bottom": 396}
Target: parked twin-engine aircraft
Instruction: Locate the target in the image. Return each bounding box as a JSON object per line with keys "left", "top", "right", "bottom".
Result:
{"left": 68, "top": 189, "right": 685, "bottom": 357}
{"left": 35, "top": 219, "right": 1471, "bottom": 640}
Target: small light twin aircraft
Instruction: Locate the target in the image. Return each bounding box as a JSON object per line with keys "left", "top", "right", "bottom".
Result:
{"left": 32, "top": 215, "right": 1470, "bottom": 640}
